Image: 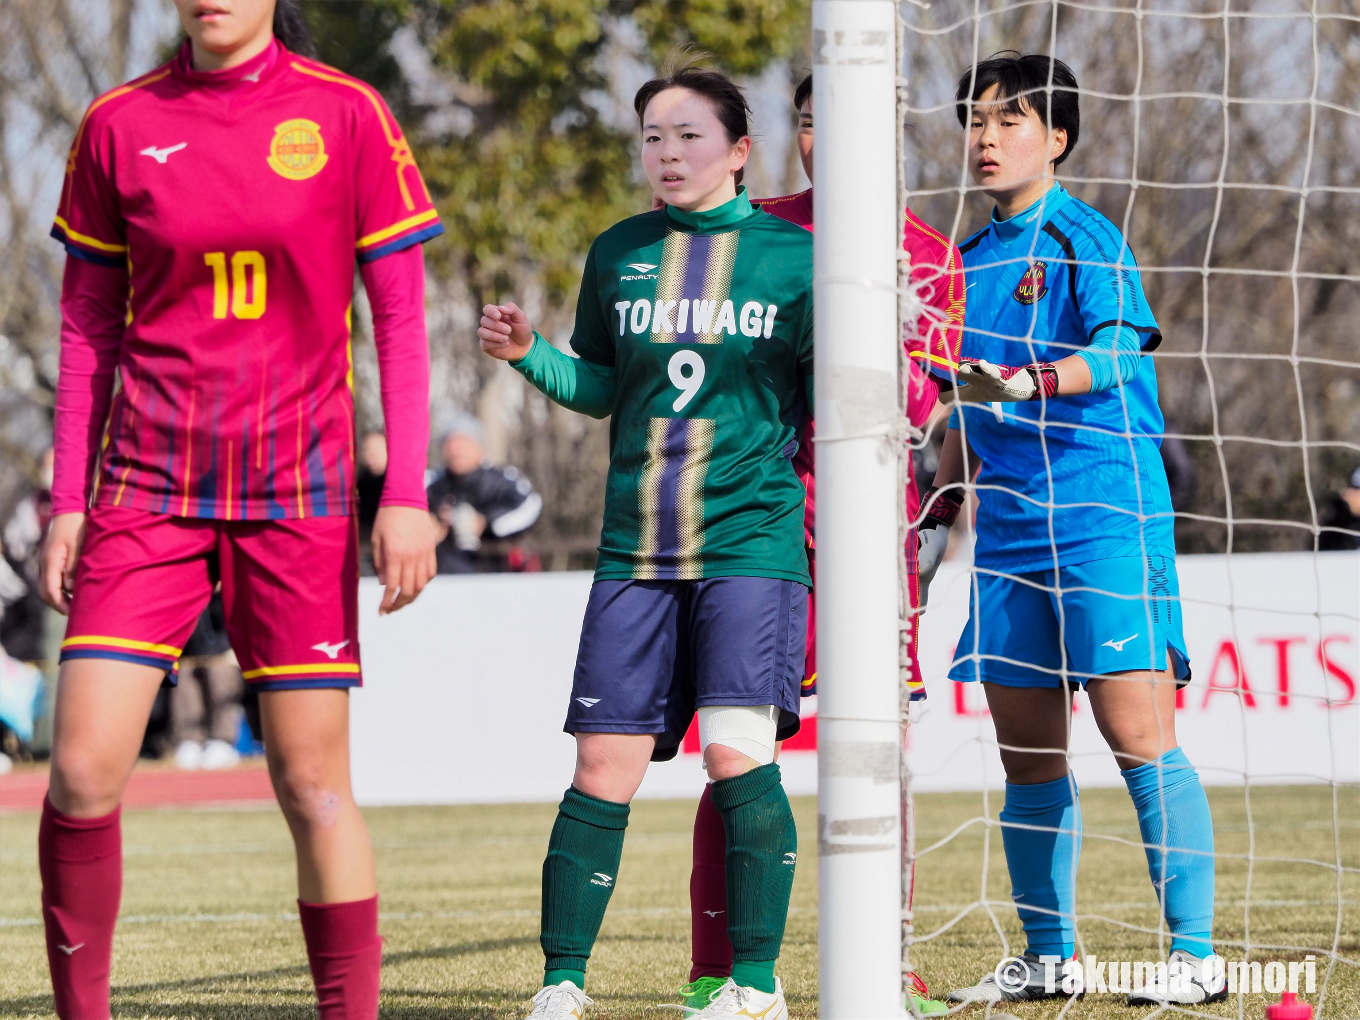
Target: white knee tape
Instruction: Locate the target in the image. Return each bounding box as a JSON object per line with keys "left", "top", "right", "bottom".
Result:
{"left": 697, "top": 705, "right": 779, "bottom": 766}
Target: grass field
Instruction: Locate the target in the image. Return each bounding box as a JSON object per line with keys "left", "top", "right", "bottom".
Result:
{"left": 0, "top": 786, "right": 1355, "bottom": 1019}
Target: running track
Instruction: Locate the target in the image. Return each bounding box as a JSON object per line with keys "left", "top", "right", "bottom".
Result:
{"left": 0, "top": 762, "right": 275, "bottom": 812}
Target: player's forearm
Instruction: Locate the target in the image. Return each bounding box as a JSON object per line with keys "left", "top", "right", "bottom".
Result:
{"left": 933, "top": 426, "right": 980, "bottom": 489}
{"left": 904, "top": 356, "right": 942, "bottom": 429}
{"left": 53, "top": 255, "right": 127, "bottom": 514}
{"left": 511, "top": 334, "right": 616, "bottom": 419}
{"left": 1072, "top": 324, "right": 1141, "bottom": 393}
{"left": 361, "top": 244, "right": 431, "bottom": 509}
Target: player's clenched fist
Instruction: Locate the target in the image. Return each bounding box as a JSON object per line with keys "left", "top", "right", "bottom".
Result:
{"left": 40, "top": 512, "right": 86, "bottom": 615}
{"left": 478, "top": 303, "right": 536, "bottom": 362}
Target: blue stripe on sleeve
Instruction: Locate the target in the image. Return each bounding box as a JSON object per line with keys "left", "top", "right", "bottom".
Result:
{"left": 355, "top": 223, "right": 446, "bottom": 264}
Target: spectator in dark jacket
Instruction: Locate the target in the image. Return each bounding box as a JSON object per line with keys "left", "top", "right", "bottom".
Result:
{"left": 356, "top": 431, "right": 388, "bottom": 576}
{"left": 1318, "top": 466, "right": 1360, "bottom": 551}
{"left": 1, "top": 449, "right": 52, "bottom": 664}
{"left": 427, "top": 414, "right": 542, "bottom": 573}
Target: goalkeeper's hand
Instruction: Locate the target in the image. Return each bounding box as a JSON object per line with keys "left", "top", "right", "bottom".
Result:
{"left": 916, "top": 486, "right": 964, "bottom": 609}
{"left": 955, "top": 358, "right": 1058, "bottom": 403}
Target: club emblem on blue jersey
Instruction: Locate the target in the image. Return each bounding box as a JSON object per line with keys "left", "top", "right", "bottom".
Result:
{"left": 1012, "top": 261, "right": 1049, "bottom": 304}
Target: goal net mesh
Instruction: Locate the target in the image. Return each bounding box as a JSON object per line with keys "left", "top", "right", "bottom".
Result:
{"left": 891, "top": 0, "right": 1360, "bottom": 1012}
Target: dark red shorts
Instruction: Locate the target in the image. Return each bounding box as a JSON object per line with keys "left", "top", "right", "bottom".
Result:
{"left": 803, "top": 548, "right": 925, "bottom": 701}
{"left": 61, "top": 507, "right": 360, "bottom": 690}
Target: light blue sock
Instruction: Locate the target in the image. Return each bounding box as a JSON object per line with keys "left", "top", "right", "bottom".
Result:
{"left": 1000, "top": 776, "right": 1082, "bottom": 959}
{"left": 1122, "top": 747, "right": 1215, "bottom": 957}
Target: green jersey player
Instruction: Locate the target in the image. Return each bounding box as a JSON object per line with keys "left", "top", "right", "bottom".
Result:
{"left": 479, "top": 52, "right": 810, "bottom": 1020}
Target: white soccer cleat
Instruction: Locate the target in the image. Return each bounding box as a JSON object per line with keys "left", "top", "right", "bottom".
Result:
{"left": 947, "top": 953, "right": 1077, "bottom": 1003}
{"left": 525, "top": 980, "right": 593, "bottom": 1020}
{"left": 200, "top": 738, "right": 240, "bottom": 770}
{"left": 1127, "top": 949, "right": 1227, "bottom": 1005}
{"left": 686, "top": 978, "right": 788, "bottom": 1019}
{"left": 174, "top": 740, "right": 204, "bottom": 770}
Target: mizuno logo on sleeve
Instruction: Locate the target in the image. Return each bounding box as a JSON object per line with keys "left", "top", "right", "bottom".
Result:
{"left": 139, "top": 142, "right": 187, "bottom": 163}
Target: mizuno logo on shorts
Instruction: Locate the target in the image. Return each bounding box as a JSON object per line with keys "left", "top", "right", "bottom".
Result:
{"left": 312, "top": 639, "right": 350, "bottom": 659}
{"left": 1102, "top": 633, "right": 1139, "bottom": 652}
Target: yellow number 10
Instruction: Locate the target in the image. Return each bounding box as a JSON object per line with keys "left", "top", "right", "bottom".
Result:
{"left": 204, "top": 251, "right": 266, "bottom": 320}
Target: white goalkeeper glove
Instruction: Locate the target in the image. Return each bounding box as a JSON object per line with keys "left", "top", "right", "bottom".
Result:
{"left": 955, "top": 358, "right": 1059, "bottom": 403}
{"left": 916, "top": 486, "right": 964, "bottom": 609}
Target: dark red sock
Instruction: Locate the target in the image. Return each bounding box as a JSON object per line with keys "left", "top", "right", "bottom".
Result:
{"left": 39, "top": 795, "right": 122, "bottom": 1020}
{"left": 689, "top": 783, "right": 733, "bottom": 982}
{"left": 298, "top": 896, "right": 382, "bottom": 1020}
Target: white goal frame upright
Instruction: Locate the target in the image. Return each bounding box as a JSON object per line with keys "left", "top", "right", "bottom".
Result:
{"left": 813, "top": 3, "right": 908, "bottom": 1016}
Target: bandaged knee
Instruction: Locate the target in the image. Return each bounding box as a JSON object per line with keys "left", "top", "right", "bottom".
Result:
{"left": 697, "top": 705, "right": 779, "bottom": 766}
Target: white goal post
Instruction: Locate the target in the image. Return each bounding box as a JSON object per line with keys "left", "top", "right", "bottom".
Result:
{"left": 812, "top": 2, "right": 909, "bottom": 1016}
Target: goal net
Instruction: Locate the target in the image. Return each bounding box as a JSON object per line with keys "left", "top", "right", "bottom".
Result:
{"left": 883, "top": 0, "right": 1360, "bottom": 1016}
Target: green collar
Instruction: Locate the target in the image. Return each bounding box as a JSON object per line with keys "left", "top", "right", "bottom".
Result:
{"left": 664, "top": 187, "right": 759, "bottom": 233}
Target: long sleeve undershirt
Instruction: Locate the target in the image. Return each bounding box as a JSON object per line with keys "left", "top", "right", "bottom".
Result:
{"left": 359, "top": 243, "right": 431, "bottom": 510}
{"left": 52, "top": 243, "right": 432, "bottom": 515}
{"left": 511, "top": 333, "right": 617, "bottom": 418}
{"left": 52, "top": 255, "right": 125, "bottom": 515}
{"left": 1075, "top": 324, "right": 1142, "bottom": 394}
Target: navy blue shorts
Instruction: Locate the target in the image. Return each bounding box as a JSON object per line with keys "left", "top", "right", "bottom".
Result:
{"left": 567, "top": 577, "right": 808, "bottom": 761}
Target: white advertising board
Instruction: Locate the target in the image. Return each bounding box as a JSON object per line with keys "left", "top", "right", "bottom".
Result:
{"left": 351, "top": 552, "right": 1359, "bottom": 806}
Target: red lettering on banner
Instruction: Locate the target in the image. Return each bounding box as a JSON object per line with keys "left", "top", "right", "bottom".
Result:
{"left": 682, "top": 716, "right": 700, "bottom": 755}
{"left": 1259, "top": 636, "right": 1307, "bottom": 707}
{"left": 1202, "top": 641, "right": 1257, "bottom": 708}
{"left": 954, "top": 681, "right": 990, "bottom": 717}
{"left": 1318, "top": 635, "right": 1356, "bottom": 707}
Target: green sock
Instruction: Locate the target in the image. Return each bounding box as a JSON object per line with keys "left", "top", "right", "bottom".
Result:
{"left": 711, "top": 762, "right": 796, "bottom": 995}
{"left": 731, "top": 960, "right": 777, "bottom": 993}
{"left": 540, "top": 786, "right": 630, "bottom": 988}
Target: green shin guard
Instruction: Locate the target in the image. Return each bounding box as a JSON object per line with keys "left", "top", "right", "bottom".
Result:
{"left": 711, "top": 762, "right": 797, "bottom": 994}
{"left": 540, "top": 787, "right": 630, "bottom": 986}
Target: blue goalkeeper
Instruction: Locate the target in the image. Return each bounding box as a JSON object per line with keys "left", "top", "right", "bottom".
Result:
{"left": 921, "top": 52, "right": 1223, "bottom": 1007}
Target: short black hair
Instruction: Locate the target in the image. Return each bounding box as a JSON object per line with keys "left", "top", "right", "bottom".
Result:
{"left": 794, "top": 73, "right": 812, "bottom": 112}
{"left": 635, "top": 46, "right": 752, "bottom": 185}
{"left": 955, "top": 52, "right": 1079, "bottom": 166}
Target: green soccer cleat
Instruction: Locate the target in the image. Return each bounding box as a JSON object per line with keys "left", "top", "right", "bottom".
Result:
{"left": 906, "top": 970, "right": 949, "bottom": 1015}
{"left": 675, "top": 976, "right": 729, "bottom": 1013}
{"left": 909, "top": 991, "right": 950, "bottom": 1015}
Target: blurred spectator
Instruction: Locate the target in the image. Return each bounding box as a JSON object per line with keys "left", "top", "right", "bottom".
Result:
{"left": 1, "top": 449, "right": 52, "bottom": 664}
{"left": 427, "top": 414, "right": 542, "bottom": 573}
{"left": 172, "top": 591, "right": 245, "bottom": 770}
{"left": 1160, "top": 433, "right": 1198, "bottom": 512}
{"left": 356, "top": 431, "right": 387, "bottom": 576}
{"left": 1318, "top": 465, "right": 1360, "bottom": 551}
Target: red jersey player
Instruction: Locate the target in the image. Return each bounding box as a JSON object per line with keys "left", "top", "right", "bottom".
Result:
{"left": 38, "top": 3, "right": 439, "bottom": 1018}
{"left": 676, "top": 74, "right": 964, "bottom": 1015}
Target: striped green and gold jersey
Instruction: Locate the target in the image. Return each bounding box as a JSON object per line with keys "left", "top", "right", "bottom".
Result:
{"left": 564, "top": 189, "right": 813, "bottom": 584}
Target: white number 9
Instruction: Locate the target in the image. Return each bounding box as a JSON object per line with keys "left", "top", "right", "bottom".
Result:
{"left": 668, "top": 349, "right": 706, "bottom": 412}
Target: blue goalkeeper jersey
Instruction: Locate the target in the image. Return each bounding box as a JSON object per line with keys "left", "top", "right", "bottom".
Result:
{"left": 953, "top": 184, "right": 1175, "bottom": 573}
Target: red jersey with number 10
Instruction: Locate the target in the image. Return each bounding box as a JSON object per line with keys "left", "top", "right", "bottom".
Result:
{"left": 52, "top": 40, "right": 442, "bottom": 520}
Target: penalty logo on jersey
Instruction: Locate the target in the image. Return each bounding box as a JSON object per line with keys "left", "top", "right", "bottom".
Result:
{"left": 267, "top": 118, "right": 329, "bottom": 181}
{"left": 1012, "top": 260, "right": 1050, "bottom": 304}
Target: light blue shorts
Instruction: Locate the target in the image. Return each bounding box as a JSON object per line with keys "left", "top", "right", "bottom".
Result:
{"left": 949, "top": 554, "right": 1191, "bottom": 688}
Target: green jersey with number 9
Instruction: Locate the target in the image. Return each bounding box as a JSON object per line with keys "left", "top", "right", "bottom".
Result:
{"left": 517, "top": 188, "right": 813, "bottom": 584}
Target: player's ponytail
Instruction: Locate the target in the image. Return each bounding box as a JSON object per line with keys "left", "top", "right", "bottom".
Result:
{"left": 634, "top": 46, "right": 752, "bottom": 186}
{"left": 272, "top": 0, "right": 317, "bottom": 58}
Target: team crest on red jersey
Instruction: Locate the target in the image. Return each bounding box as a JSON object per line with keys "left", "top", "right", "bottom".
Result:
{"left": 267, "top": 119, "right": 328, "bottom": 180}
{"left": 1012, "top": 260, "right": 1049, "bottom": 304}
